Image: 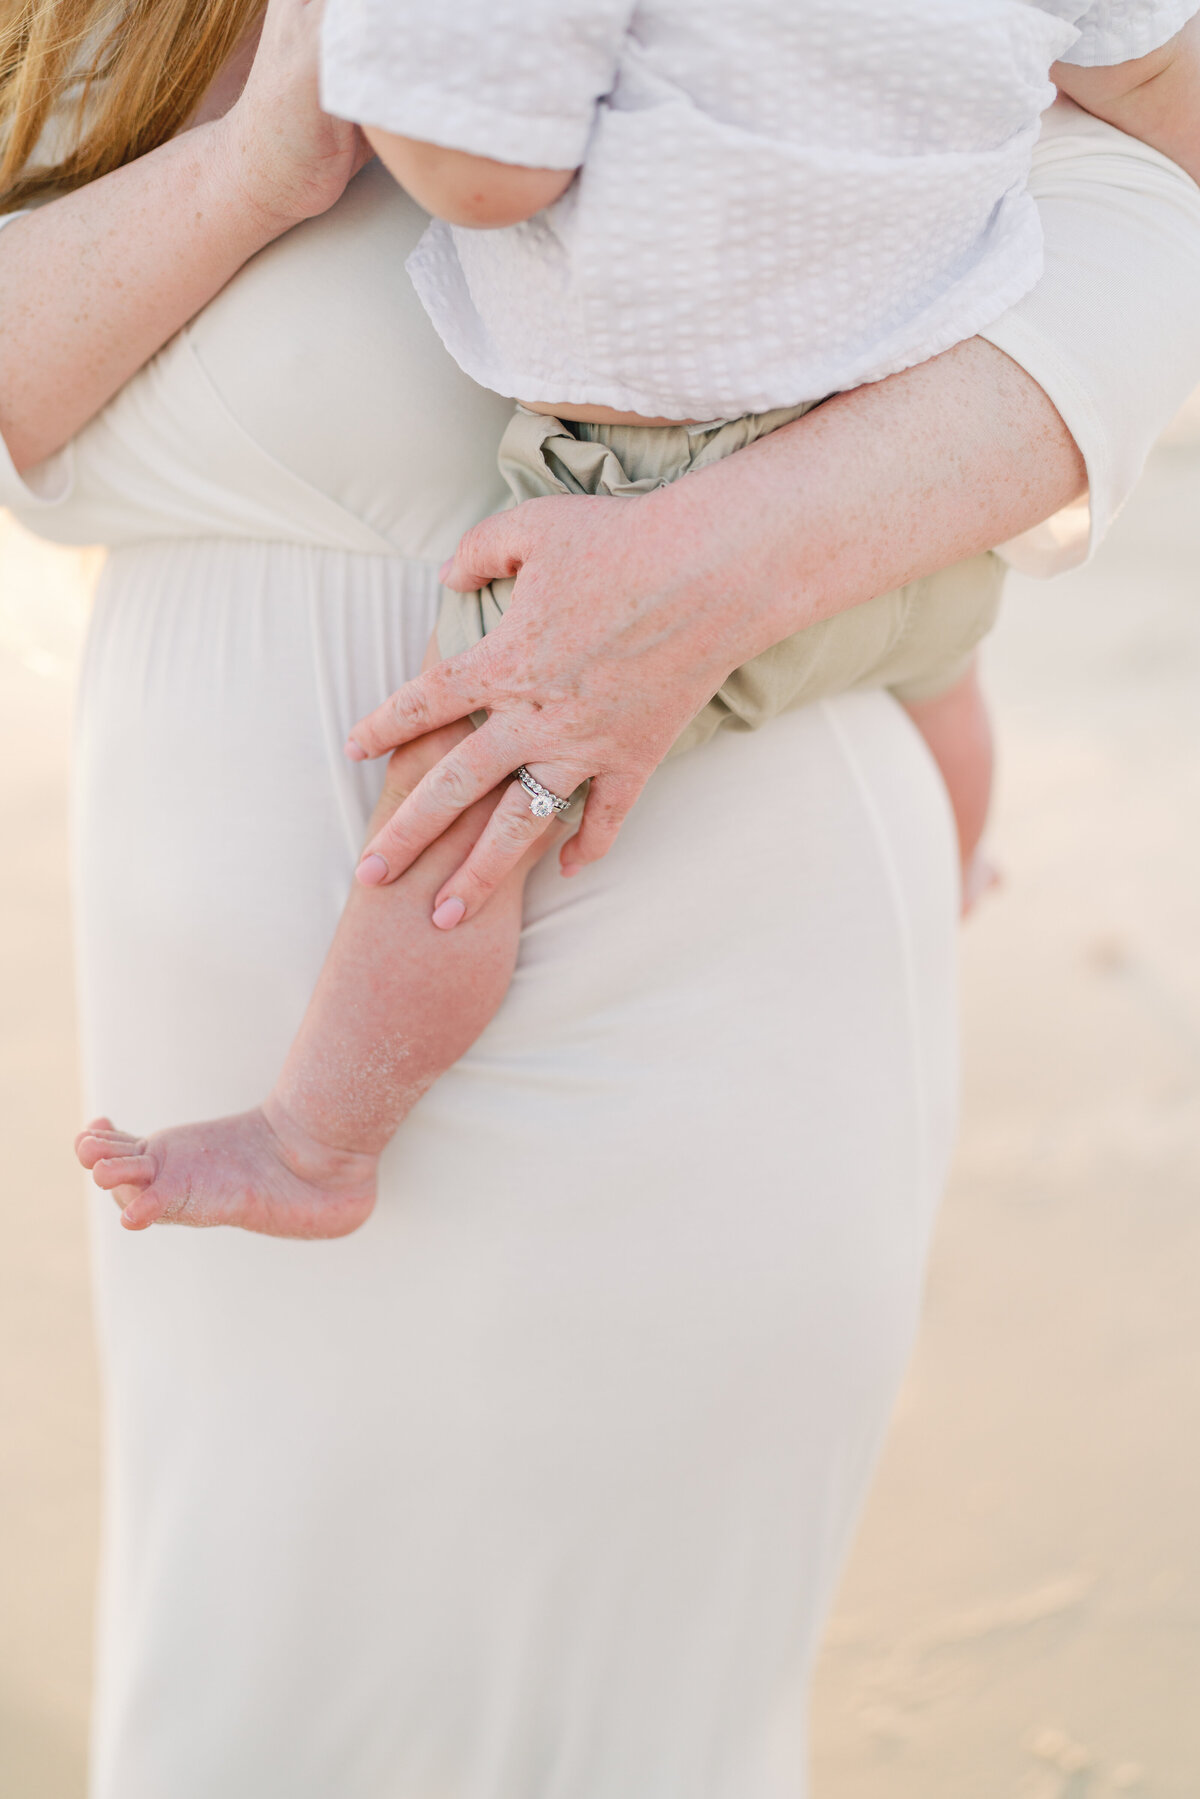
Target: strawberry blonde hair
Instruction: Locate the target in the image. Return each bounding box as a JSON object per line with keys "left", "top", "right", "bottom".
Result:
{"left": 0, "top": 0, "right": 262, "bottom": 209}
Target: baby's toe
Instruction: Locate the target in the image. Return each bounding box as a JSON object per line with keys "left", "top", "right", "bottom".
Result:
{"left": 76, "top": 1116, "right": 119, "bottom": 1148}
{"left": 75, "top": 1133, "right": 112, "bottom": 1168}
{"left": 77, "top": 1129, "right": 145, "bottom": 1168}
{"left": 119, "top": 1187, "right": 170, "bottom": 1231}
{"left": 91, "top": 1153, "right": 156, "bottom": 1191}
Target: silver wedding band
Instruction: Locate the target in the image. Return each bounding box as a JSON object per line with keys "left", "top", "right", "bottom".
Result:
{"left": 515, "top": 766, "right": 571, "bottom": 819}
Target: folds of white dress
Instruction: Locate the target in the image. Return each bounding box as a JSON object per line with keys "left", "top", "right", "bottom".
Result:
{"left": 76, "top": 543, "right": 958, "bottom": 1795}
{"left": 1, "top": 103, "right": 1199, "bottom": 1799}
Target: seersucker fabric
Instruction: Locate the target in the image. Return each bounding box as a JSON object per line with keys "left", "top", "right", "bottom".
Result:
{"left": 320, "top": 0, "right": 1200, "bottom": 420}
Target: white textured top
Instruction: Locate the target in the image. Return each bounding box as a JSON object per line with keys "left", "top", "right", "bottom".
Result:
{"left": 320, "top": 0, "right": 1199, "bottom": 420}
{"left": 2, "top": 105, "right": 1200, "bottom": 576}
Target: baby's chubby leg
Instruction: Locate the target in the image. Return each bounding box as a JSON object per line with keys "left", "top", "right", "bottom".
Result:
{"left": 78, "top": 716, "right": 559, "bottom": 1238}
{"left": 901, "top": 658, "right": 997, "bottom": 915}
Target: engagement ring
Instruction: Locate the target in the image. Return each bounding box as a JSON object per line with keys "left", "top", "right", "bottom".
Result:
{"left": 515, "top": 766, "right": 571, "bottom": 819}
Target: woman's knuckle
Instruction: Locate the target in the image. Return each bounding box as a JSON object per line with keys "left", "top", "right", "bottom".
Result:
{"left": 494, "top": 808, "right": 538, "bottom": 850}
{"left": 460, "top": 870, "right": 489, "bottom": 906}
{"left": 425, "top": 760, "right": 472, "bottom": 811}
{"left": 491, "top": 819, "right": 527, "bottom": 853}
{"left": 391, "top": 686, "right": 426, "bottom": 731}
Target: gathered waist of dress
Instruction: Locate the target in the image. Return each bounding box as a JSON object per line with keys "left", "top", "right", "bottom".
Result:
{"left": 88, "top": 541, "right": 441, "bottom": 730}
{"left": 96, "top": 536, "right": 444, "bottom": 630}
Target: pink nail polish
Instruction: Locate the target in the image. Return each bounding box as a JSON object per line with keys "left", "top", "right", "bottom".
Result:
{"left": 344, "top": 738, "right": 367, "bottom": 762}
{"left": 438, "top": 559, "right": 453, "bottom": 582}
{"left": 432, "top": 896, "right": 466, "bottom": 930}
{"left": 357, "top": 853, "right": 389, "bottom": 886}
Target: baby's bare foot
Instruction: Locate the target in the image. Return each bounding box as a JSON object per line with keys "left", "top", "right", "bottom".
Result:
{"left": 75, "top": 1101, "right": 377, "bottom": 1238}
{"left": 961, "top": 849, "right": 1003, "bottom": 918}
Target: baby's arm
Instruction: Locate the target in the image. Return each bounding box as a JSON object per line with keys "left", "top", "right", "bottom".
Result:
{"left": 321, "top": 0, "right": 624, "bottom": 225}
{"left": 365, "top": 129, "right": 575, "bottom": 227}
{"left": 77, "top": 693, "right": 560, "bottom": 1237}
{"left": 1052, "top": 17, "right": 1200, "bottom": 184}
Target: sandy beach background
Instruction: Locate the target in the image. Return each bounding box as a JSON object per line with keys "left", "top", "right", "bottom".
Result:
{"left": 2, "top": 402, "right": 1198, "bottom": 1798}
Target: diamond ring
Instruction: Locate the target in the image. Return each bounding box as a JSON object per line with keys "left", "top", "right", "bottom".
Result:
{"left": 515, "top": 766, "right": 572, "bottom": 819}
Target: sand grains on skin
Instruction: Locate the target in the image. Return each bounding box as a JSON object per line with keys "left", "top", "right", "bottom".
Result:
{"left": 75, "top": 1107, "right": 378, "bottom": 1237}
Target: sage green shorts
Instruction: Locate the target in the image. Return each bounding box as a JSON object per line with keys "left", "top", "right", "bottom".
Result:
{"left": 437, "top": 403, "right": 1003, "bottom": 760}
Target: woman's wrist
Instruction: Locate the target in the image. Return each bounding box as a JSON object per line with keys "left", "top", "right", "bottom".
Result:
{"left": 200, "top": 114, "right": 313, "bottom": 250}
{"left": 206, "top": 0, "right": 370, "bottom": 242}
{"left": 174, "top": 118, "right": 297, "bottom": 261}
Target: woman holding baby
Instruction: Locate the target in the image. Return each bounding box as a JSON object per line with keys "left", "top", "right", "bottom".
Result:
{"left": 3, "top": 0, "right": 1200, "bottom": 1792}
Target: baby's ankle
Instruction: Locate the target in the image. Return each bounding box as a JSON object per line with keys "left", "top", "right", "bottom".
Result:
{"left": 260, "top": 1091, "right": 381, "bottom": 1189}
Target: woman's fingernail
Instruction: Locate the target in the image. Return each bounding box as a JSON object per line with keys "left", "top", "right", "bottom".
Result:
{"left": 561, "top": 863, "right": 580, "bottom": 878}
{"left": 357, "top": 854, "right": 389, "bottom": 886}
{"left": 344, "top": 738, "right": 367, "bottom": 762}
{"left": 438, "top": 559, "right": 453, "bottom": 582}
{"left": 432, "top": 896, "right": 466, "bottom": 930}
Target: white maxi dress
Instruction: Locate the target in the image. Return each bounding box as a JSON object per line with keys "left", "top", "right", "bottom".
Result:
{"left": 2, "top": 104, "right": 1200, "bottom": 1799}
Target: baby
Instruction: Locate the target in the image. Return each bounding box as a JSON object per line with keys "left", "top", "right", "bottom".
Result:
{"left": 78, "top": 0, "right": 1200, "bottom": 1234}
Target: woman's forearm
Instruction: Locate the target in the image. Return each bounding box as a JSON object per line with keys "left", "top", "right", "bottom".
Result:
{"left": 342, "top": 335, "right": 1085, "bottom": 915}
{"left": 0, "top": 124, "right": 286, "bottom": 472}
{"left": 0, "top": 0, "right": 367, "bottom": 473}
{"left": 646, "top": 335, "right": 1087, "bottom": 660}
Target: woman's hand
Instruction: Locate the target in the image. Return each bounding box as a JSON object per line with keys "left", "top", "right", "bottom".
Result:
{"left": 216, "top": 0, "right": 372, "bottom": 237}
{"left": 350, "top": 489, "right": 746, "bottom": 915}
{"left": 346, "top": 339, "right": 1087, "bottom": 923}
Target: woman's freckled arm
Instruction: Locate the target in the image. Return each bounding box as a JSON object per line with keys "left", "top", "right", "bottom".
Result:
{"left": 0, "top": 127, "right": 281, "bottom": 471}
{"left": 340, "top": 336, "right": 1089, "bottom": 909}
{"left": 0, "top": 0, "right": 367, "bottom": 472}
